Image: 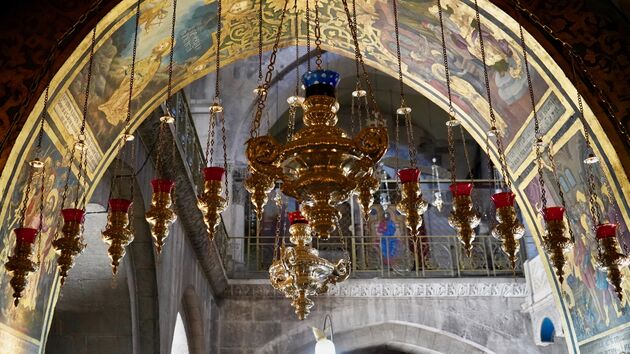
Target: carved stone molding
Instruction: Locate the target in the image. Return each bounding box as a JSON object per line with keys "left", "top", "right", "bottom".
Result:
{"left": 226, "top": 279, "right": 528, "bottom": 298}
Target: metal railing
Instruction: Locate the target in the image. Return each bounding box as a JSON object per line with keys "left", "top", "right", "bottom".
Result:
{"left": 218, "top": 233, "right": 524, "bottom": 279}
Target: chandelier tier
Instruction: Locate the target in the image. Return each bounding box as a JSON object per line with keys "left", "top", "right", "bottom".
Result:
{"left": 101, "top": 199, "right": 134, "bottom": 275}
{"left": 247, "top": 70, "right": 388, "bottom": 239}
{"left": 269, "top": 211, "right": 350, "bottom": 320}
{"left": 54, "top": 209, "right": 86, "bottom": 284}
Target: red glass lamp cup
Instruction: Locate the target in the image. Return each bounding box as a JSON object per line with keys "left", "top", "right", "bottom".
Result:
{"left": 14, "top": 228, "right": 38, "bottom": 244}
{"left": 150, "top": 179, "right": 175, "bottom": 193}
{"left": 203, "top": 167, "right": 225, "bottom": 181}
{"left": 596, "top": 223, "right": 618, "bottom": 239}
{"left": 398, "top": 168, "right": 420, "bottom": 183}
{"left": 449, "top": 182, "right": 473, "bottom": 197}
{"left": 61, "top": 208, "right": 86, "bottom": 223}
{"left": 491, "top": 191, "right": 516, "bottom": 208}
{"left": 542, "top": 207, "right": 565, "bottom": 222}
{"left": 109, "top": 198, "right": 133, "bottom": 213}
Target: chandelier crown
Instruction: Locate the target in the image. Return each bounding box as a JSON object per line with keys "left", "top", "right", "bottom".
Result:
{"left": 596, "top": 223, "right": 618, "bottom": 239}
{"left": 302, "top": 70, "right": 340, "bottom": 98}
{"left": 542, "top": 207, "right": 564, "bottom": 222}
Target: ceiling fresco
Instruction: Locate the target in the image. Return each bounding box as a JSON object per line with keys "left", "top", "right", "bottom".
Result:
{"left": 0, "top": 0, "right": 629, "bottom": 352}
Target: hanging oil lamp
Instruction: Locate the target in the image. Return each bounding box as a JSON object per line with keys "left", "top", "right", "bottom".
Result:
{"left": 541, "top": 207, "right": 571, "bottom": 283}
{"left": 245, "top": 172, "right": 274, "bottom": 220}
{"left": 146, "top": 179, "right": 176, "bottom": 253}
{"left": 146, "top": 0, "right": 178, "bottom": 253}
{"left": 53, "top": 27, "right": 97, "bottom": 284}
{"left": 491, "top": 192, "right": 524, "bottom": 269}
{"left": 5, "top": 228, "right": 38, "bottom": 306}
{"left": 102, "top": 199, "right": 134, "bottom": 275}
{"left": 102, "top": 0, "right": 141, "bottom": 275}
{"left": 198, "top": 167, "right": 227, "bottom": 240}
{"left": 5, "top": 86, "right": 50, "bottom": 306}
{"left": 54, "top": 208, "right": 86, "bottom": 284}
{"left": 448, "top": 183, "right": 480, "bottom": 256}
{"left": 595, "top": 223, "right": 629, "bottom": 301}
{"left": 269, "top": 211, "right": 350, "bottom": 320}
{"left": 396, "top": 168, "right": 428, "bottom": 243}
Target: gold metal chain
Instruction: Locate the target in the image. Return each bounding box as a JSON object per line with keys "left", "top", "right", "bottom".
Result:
{"left": 340, "top": 0, "right": 383, "bottom": 126}
{"left": 221, "top": 110, "right": 229, "bottom": 203}
{"left": 250, "top": 0, "right": 290, "bottom": 138}
{"left": 214, "top": 0, "right": 222, "bottom": 99}
{"left": 473, "top": 0, "right": 511, "bottom": 189}
{"left": 313, "top": 0, "right": 323, "bottom": 69}
{"left": 518, "top": 22, "right": 546, "bottom": 210}
{"left": 258, "top": 0, "right": 263, "bottom": 82}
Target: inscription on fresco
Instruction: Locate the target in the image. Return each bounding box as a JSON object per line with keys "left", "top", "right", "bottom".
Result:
{"left": 506, "top": 92, "right": 566, "bottom": 170}
{"left": 182, "top": 28, "right": 202, "bottom": 53}
{"left": 579, "top": 327, "right": 630, "bottom": 354}
{"left": 53, "top": 92, "right": 102, "bottom": 173}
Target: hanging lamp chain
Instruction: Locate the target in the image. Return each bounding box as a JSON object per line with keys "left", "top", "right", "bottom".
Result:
{"left": 214, "top": 0, "right": 222, "bottom": 100}
{"left": 437, "top": 0, "right": 457, "bottom": 184}
{"left": 221, "top": 110, "right": 229, "bottom": 203}
{"left": 258, "top": 0, "right": 263, "bottom": 82}
{"left": 313, "top": 0, "right": 323, "bottom": 69}
{"left": 306, "top": 0, "right": 311, "bottom": 71}
{"left": 340, "top": 0, "right": 383, "bottom": 126}
{"left": 392, "top": 0, "right": 405, "bottom": 105}
{"left": 473, "top": 0, "right": 510, "bottom": 189}
{"left": 250, "top": 0, "right": 290, "bottom": 139}
{"left": 518, "top": 23, "right": 547, "bottom": 210}
{"left": 166, "top": 0, "right": 178, "bottom": 100}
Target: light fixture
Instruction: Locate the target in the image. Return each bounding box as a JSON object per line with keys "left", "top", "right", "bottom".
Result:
{"left": 313, "top": 314, "right": 336, "bottom": 354}
{"left": 269, "top": 212, "right": 350, "bottom": 320}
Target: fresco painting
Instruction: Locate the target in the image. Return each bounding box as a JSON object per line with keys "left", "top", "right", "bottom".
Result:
{"left": 0, "top": 130, "right": 77, "bottom": 339}
{"left": 0, "top": 0, "right": 625, "bottom": 349}
{"left": 522, "top": 128, "right": 630, "bottom": 342}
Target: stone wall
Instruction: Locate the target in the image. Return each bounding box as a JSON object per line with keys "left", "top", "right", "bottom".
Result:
{"left": 214, "top": 278, "right": 568, "bottom": 354}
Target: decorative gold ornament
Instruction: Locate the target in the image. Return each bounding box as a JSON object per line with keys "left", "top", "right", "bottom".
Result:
{"left": 245, "top": 170, "right": 274, "bottom": 220}
{"left": 541, "top": 207, "right": 572, "bottom": 283}
{"left": 269, "top": 212, "right": 350, "bottom": 320}
{"left": 247, "top": 70, "right": 388, "bottom": 239}
{"left": 101, "top": 199, "right": 134, "bottom": 275}
{"left": 595, "top": 223, "right": 629, "bottom": 301}
{"left": 145, "top": 179, "right": 176, "bottom": 253}
{"left": 396, "top": 168, "right": 428, "bottom": 243}
{"left": 356, "top": 174, "right": 379, "bottom": 224}
{"left": 53, "top": 208, "right": 86, "bottom": 285}
{"left": 5, "top": 228, "right": 38, "bottom": 306}
{"left": 448, "top": 183, "right": 480, "bottom": 257}
{"left": 198, "top": 167, "right": 227, "bottom": 240}
{"left": 490, "top": 192, "right": 524, "bottom": 270}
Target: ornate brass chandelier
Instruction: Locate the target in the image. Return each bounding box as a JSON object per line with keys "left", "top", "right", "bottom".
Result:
{"left": 145, "top": 0, "right": 179, "bottom": 253}
{"left": 448, "top": 183, "right": 480, "bottom": 256}
{"left": 269, "top": 211, "right": 350, "bottom": 320}
{"left": 246, "top": 0, "right": 388, "bottom": 240}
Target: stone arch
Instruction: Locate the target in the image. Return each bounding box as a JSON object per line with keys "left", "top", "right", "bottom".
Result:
{"left": 268, "top": 321, "right": 493, "bottom": 354}
{"left": 0, "top": 0, "right": 629, "bottom": 351}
